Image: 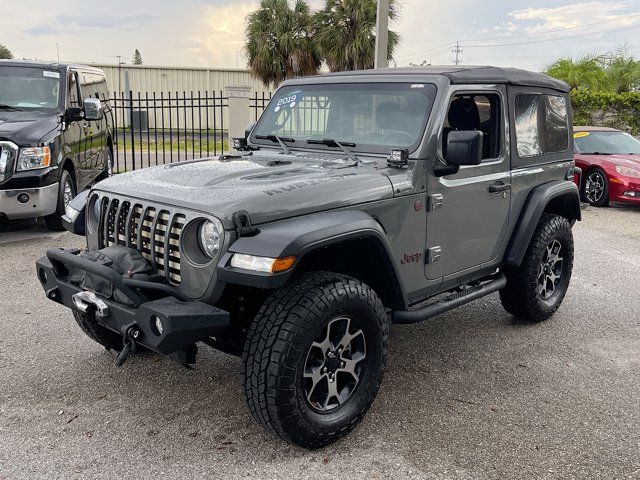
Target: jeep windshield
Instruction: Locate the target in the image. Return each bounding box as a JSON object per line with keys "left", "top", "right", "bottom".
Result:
{"left": 251, "top": 83, "right": 437, "bottom": 155}
{"left": 0, "top": 66, "right": 61, "bottom": 111}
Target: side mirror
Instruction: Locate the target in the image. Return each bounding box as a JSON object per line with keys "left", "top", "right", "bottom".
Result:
{"left": 83, "top": 98, "right": 103, "bottom": 121}
{"left": 62, "top": 190, "right": 88, "bottom": 236}
{"left": 65, "top": 107, "right": 85, "bottom": 123}
{"left": 446, "top": 130, "right": 483, "bottom": 166}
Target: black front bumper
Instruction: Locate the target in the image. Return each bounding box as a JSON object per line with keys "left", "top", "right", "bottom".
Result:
{"left": 36, "top": 249, "right": 230, "bottom": 356}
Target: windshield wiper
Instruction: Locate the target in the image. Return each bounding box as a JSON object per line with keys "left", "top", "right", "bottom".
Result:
{"left": 0, "top": 104, "right": 21, "bottom": 111}
{"left": 585, "top": 152, "right": 613, "bottom": 155}
{"left": 255, "top": 135, "right": 295, "bottom": 155}
{"left": 306, "top": 138, "right": 360, "bottom": 163}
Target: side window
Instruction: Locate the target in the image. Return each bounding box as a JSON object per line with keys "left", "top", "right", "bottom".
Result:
{"left": 67, "top": 72, "right": 80, "bottom": 107}
{"left": 80, "top": 72, "right": 99, "bottom": 101}
{"left": 443, "top": 93, "right": 502, "bottom": 162}
{"left": 515, "top": 94, "right": 568, "bottom": 158}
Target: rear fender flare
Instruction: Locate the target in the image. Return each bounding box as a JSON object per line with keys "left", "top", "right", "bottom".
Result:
{"left": 505, "top": 180, "right": 580, "bottom": 267}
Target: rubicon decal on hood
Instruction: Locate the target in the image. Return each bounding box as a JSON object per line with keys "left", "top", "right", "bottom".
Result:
{"left": 264, "top": 175, "right": 346, "bottom": 196}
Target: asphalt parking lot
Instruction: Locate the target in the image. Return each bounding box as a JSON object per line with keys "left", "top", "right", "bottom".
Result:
{"left": 0, "top": 206, "right": 639, "bottom": 480}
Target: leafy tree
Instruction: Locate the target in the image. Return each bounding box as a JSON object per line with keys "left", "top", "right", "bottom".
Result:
{"left": 315, "top": 0, "right": 400, "bottom": 71}
{"left": 545, "top": 55, "right": 607, "bottom": 91}
{"left": 245, "top": 0, "right": 321, "bottom": 87}
{"left": 132, "top": 49, "right": 143, "bottom": 65}
{"left": 0, "top": 44, "right": 13, "bottom": 60}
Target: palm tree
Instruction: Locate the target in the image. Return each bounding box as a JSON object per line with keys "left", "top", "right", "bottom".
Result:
{"left": 604, "top": 56, "right": 640, "bottom": 93}
{"left": 245, "top": 0, "right": 321, "bottom": 87}
{"left": 545, "top": 55, "right": 607, "bottom": 91}
{"left": 314, "top": 0, "right": 400, "bottom": 71}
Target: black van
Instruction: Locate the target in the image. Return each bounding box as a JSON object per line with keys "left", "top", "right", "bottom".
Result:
{"left": 0, "top": 61, "right": 113, "bottom": 230}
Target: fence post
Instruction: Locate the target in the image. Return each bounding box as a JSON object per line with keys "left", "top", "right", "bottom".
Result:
{"left": 225, "top": 85, "right": 252, "bottom": 152}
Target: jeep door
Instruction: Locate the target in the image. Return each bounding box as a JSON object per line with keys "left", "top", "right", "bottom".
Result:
{"left": 425, "top": 85, "right": 511, "bottom": 282}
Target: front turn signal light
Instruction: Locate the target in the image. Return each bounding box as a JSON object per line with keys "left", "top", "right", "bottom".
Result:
{"left": 230, "top": 254, "right": 296, "bottom": 273}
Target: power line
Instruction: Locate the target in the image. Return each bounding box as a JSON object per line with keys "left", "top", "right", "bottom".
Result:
{"left": 395, "top": 41, "right": 456, "bottom": 60}
{"left": 465, "top": 23, "right": 640, "bottom": 48}
{"left": 464, "top": 11, "right": 640, "bottom": 43}
{"left": 394, "top": 11, "right": 640, "bottom": 62}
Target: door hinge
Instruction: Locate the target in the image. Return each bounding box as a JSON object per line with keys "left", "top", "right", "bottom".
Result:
{"left": 427, "top": 246, "right": 443, "bottom": 264}
{"left": 428, "top": 194, "right": 444, "bottom": 211}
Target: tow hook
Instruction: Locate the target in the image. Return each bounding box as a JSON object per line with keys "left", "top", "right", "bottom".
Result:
{"left": 115, "top": 325, "right": 141, "bottom": 366}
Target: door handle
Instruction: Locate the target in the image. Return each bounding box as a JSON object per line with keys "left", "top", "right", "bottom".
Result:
{"left": 488, "top": 181, "right": 511, "bottom": 194}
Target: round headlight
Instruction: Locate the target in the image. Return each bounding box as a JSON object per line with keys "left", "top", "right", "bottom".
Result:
{"left": 199, "top": 219, "right": 223, "bottom": 258}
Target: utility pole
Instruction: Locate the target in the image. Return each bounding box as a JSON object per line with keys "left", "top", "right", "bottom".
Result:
{"left": 56, "top": 43, "right": 60, "bottom": 62}
{"left": 452, "top": 41, "right": 463, "bottom": 65}
{"left": 374, "top": 0, "right": 390, "bottom": 69}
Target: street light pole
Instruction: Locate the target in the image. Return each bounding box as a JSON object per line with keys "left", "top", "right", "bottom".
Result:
{"left": 374, "top": 0, "right": 390, "bottom": 69}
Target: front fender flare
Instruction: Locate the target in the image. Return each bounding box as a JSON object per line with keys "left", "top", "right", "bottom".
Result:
{"left": 217, "top": 210, "right": 406, "bottom": 305}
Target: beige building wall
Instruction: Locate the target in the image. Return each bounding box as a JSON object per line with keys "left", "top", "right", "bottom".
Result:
{"left": 83, "top": 63, "right": 274, "bottom": 131}
{"left": 87, "top": 62, "right": 273, "bottom": 96}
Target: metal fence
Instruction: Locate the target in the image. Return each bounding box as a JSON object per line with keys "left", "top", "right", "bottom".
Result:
{"left": 250, "top": 91, "right": 272, "bottom": 122}
{"left": 108, "top": 91, "right": 229, "bottom": 172}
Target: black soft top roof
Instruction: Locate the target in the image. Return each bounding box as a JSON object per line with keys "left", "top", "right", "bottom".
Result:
{"left": 320, "top": 65, "right": 570, "bottom": 93}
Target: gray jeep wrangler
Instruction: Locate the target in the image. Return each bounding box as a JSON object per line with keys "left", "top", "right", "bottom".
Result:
{"left": 36, "top": 66, "right": 581, "bottom": 448}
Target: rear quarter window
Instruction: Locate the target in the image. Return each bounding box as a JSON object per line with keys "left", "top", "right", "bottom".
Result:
{"left": 514, "top": 93, "right": 569, "bottom": 158}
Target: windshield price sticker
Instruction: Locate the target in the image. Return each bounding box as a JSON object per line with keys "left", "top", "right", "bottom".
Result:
{"left": 43, "top": 71, "right": 60, "bottom": 79}
{"left": 574, "top": 131, "right": 590, "bottom": 138}
{"left": 274, "top": 90, "right": 302, "bottom": 112}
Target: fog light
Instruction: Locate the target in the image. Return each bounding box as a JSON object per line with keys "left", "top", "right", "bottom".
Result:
{"left": 17, "top": 193, "right": 30, "bottom": 204}
{"left": 623, "top": 191, "right": 638, "bottom": 197}
{"left": 152, "top": 315, "right": 164, "bottom": 335}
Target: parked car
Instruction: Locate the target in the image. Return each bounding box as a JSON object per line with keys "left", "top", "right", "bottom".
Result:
{"left": 0, "top": 61, "right": 113, "bottom": 230}
{"left": 573, "top": 126, "right": 640, "bottom": 207}
{"left": 36, "top": 66, "right": 580, "bottom": 448}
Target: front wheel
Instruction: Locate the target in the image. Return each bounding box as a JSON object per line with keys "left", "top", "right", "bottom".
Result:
{"left": 241, "top": 272, "right": 389, "bottom": 448}
{"left": 584, "top": 168, "right": 609, "bottom": 207}
{"left": 500, "top": 214, "right": 574, "bottom": 323}
{"left": 44, "top": 170, "right": 75, "bottom": 231}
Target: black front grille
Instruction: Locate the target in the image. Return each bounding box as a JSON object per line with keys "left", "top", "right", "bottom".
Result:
{"left": 100, "top": 197, "right": 186, "bottom": 284}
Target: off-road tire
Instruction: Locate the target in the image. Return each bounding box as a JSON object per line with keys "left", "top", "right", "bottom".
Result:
{"left": 241, "top": 271, "right": 389, "bottom": 449}
{"left": 72, "top": 310, "right": 122, "bottom": 352}
{"left": 44, "top": 170, "right": 75, "bottom": 231}
{"left": 500, "top": 214, "right": 574, "bottom": 323}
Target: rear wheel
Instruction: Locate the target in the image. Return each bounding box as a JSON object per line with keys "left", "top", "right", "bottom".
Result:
{"left": 44, "top": 170, "right": 75, "bottom": 231}
{"left": 584, "top": 168, "right": 609, "bottom": 207}
{"left": 241, "top": 271, "right": 389, "bottom": 448}
{"left": 500, "top": 214, "right": 574, "bottom": 323}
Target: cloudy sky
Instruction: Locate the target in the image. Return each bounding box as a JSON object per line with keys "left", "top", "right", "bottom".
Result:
{"left": 1, "top": 0, "right": 639, "bottom": 72}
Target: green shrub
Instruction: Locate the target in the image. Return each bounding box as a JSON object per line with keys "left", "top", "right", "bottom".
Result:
{"left": 571, "top": 90, "right": 640, "bottom": 136}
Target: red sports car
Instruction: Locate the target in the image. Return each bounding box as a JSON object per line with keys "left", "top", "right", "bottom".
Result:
{"left": 573, "top": 126, "right": 640, "bottom": 207}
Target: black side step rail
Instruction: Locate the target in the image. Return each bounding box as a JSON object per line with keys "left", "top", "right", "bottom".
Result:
{"left": 392, "top": 274, "right": 507, "bottom": 324}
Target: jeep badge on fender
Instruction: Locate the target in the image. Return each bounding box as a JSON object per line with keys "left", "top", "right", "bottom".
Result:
{"left": 36, "top": 66, "right": 579, "bottom": 449}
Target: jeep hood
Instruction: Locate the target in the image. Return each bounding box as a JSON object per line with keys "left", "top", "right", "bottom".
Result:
{"left": 95, "top": 152, "right": 397, "bottom": 226}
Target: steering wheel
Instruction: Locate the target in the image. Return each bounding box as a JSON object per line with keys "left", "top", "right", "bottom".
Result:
{"left": 381, "top": 130, "right": 415, "bottom": 144}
